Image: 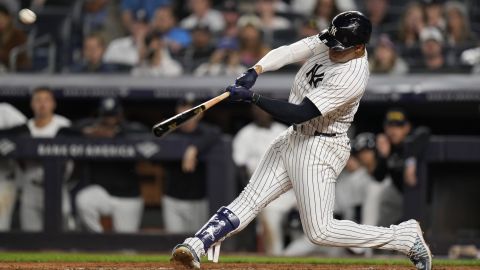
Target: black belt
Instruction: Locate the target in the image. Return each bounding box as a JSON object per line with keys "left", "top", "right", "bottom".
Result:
{"left": 292, "top": 125, "right": 336, "bottom": 137}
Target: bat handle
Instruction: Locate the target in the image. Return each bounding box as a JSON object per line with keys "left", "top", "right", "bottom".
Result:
{"left": 204, "top": 91, "right": 230, "bottom": 110}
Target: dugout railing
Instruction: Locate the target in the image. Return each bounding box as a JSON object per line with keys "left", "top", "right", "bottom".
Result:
{"left": 2, "top": 74, "right": 480, "bottom": 101}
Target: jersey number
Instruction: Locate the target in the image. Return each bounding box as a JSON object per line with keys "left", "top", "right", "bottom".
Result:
{"left": 306, "top": 64, "right": 325, "bottom": 88}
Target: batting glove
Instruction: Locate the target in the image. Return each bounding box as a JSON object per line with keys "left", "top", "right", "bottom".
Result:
{"left": 235, "top": 68, "right": 258, "bottom": 89}
{"left": 226, "top": 84, "right": 254, "bottom": 102}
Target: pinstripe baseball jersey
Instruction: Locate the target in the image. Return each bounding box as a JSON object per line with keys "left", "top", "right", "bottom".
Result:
{"left": 289, "top": 35, "right": 369, "bottom": 135}
{"left": 183, "top": 35, "right": 421, "bottom": 264}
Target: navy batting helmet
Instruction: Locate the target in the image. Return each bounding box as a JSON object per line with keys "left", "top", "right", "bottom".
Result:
{"left": 319, "top": 11, "right": 372, "bottom": 51}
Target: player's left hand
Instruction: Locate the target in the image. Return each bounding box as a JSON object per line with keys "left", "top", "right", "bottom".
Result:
{"left": 182, "top": 145, "right": 198, "bottom": 173}
{"left": 226, "top": 84, "right": 254, "bottom": 102}
{"left": 235, "top": 68, "right": 258, "bottom": 89}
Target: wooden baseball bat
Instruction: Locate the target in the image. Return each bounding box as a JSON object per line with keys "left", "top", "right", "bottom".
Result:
{"left": 152, "top": 92, "right": 230, "bottom": 137}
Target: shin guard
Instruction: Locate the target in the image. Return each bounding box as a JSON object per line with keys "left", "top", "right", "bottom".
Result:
{"left": 194, "top": 206, "right": 240, "bottom": 252}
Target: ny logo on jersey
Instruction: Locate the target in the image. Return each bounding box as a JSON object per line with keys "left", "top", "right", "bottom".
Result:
{"left": 306, "top": 64, "right": 325, "bottom": 88}
{"left": 329, "top": 26, "right": 338, "bottom": 36}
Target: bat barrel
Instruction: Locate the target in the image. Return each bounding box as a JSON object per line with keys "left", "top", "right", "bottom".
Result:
{"left": 151, "top": 91, "right": 230, "bottom": 138}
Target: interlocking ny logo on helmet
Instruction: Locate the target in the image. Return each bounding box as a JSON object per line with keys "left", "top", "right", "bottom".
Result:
{"left": 329, "top": 26, "right": 337, "bottom": 36}
{"left": 319, "top": 11, "right": 372, "bottom": 51}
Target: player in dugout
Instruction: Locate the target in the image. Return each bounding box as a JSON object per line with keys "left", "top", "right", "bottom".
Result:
{"left": 75, "top": 98, "right": 148, "bottom": 233}
{"left": 162, "top": 97, "right": 221, "bottom": 234}
{"left": 373, "top": 109, "right": 430, "bottom": 227}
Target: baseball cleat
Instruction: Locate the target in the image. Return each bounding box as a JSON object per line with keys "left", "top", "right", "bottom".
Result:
{"left": 171, "top": 244, "right": 200, "bottom": 269}
{"left": 407, "top": 222, "right": 432, "bottom": 270}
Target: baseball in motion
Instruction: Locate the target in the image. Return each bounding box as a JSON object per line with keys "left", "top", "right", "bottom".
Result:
{"left": 169, "top": 11, "right": 433, "bottom": 270}
{"left": 19, "top": 8, "right": 36, "bottom": 25}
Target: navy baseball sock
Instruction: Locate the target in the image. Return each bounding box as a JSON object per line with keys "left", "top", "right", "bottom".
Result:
{"left": 194, "top": 206, "right": 240, "bottom": 252}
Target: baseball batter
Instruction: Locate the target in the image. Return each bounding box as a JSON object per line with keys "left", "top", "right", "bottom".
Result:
{"left": 171, "top": 11, "right": 432, "bottom": 270}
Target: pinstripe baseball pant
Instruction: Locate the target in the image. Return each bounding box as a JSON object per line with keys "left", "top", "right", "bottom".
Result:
{"left": 186, "top": 127, "right": 418, "bottom": 256}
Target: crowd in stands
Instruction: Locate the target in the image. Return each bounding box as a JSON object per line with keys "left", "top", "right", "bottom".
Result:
{"left": 1, "top": 0, "right": 480, "bottom": 75}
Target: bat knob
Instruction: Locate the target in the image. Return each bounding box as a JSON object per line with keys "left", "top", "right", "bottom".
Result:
{"left": 152, "top": 126, "right": 164, "bottom": 137}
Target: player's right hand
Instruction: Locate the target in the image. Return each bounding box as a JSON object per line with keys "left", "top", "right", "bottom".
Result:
{"left": 235, "top": 68, "right": 258, "bottom": 89}
{"left": 226, "top": 84, "right": 254, "bottom": 102}
{"left": 376, "top": 134, "right": 391, "bottom": 157}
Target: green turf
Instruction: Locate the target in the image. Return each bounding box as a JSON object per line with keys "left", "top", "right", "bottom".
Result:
{"left": 0, "top": 252, "right": 170, "bottom": 263}
{"left": 0, "top": 252, "right": 478, "bottom": 266}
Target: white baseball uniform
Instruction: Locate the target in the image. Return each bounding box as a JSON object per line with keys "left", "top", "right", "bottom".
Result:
{"left": 185, "top": 35, "right": 418, "bottom": 256}
{"left": 76, "top": 184, "right": 144, "bottom": 233}
{"left": 0, "top": 103, "right": 26, "bottom": 231}
{"left": 20, "top": 115, "right": 73, "bottom": 231}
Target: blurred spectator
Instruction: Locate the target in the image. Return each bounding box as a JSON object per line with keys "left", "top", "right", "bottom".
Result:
{"left": 3, "top": 88, "right": 73, "bottom": 231}
{"left": 151, "top": 6, "right": 191, "bottom": 55}
{"left": 180, "top": 0, "right": 225, "bottom": 33}
{"left": 0, "top": 4, "right": 30, "bottom": 72}
{"left": 181, "top": 25, "right": 215, "bottom": 73}
{"left": 290, "top": 0, "right": 317, "bottom": 16}
{"left": 75, "top": 98, "right": 148, "bottom": 233}
{"left": 131, "top": 33, "right": 183, "bottom": 77}
{"left": 256, "top": 0, "right": 291, "bottom": 32}
{"left": 372, "top": 109, "right": 430, "bottom": 226}
{"left": 162, "top": 97, "right": 221, "bottom": 233}
{"left": 363, "top": 0, "right": 395, "bottom": 44}
{"left": 370, "top": 35, "right": 408, "bottom": 74}
{"left": 83, "top": 0, "right": 109, "bottom": 32}
{"left": 298, "top": 19, "right": 320, "bottom": 39}
{"left": 291, "top": 0, "right": 355, "bottom": 16}
{"left": 238, "top": 24, "right": 270, "bottom": 67}
{"left": 444, "top": 1, "right": 476, "bottom": 47}
{"left": 461, "top": 46, "right": 480, "bottom": 73}
{"left": 216, "top": 1, "right": 239, "bottom": 63}
{"left": 70, "top": 33, "right": 117, "bottom": 73}
{"left": 425, "top": 2, "right": 446, "bottom": 31}
{"left": 121, "top": 0, "right": 170, "bottom": 33}
{"left": 397, "top": 2, "right": 425, "bottom": 48}
{"left": 0, "top": 103, "right": 26, "bottom": 231}
{"left": 103, "top": 20, "right": 149, "bottom": 68}
{"left": 194, "top": 39, "right": 245, "bottom": 76}
{"left": 444, "top": 1, "right": 477, "bottom": 70}
{"left": 83, "top": 1, "right": 125, "bottom": 42}
{"left": 220, "top": 0, "right": 240, "bottom": 39}
{"left": 237, "top": 14, "right": 262, "bottom": 31}
{"left": 313, "top": 0, "right": 339, "bottom": 31}
{"left": 411, "top": 27, "right": 450, "bottom": 73}
{"left": 232, "top": 106, "right": 290, "bottom": 255}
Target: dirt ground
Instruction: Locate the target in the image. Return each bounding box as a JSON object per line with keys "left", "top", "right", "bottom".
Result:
{"left": 1, "top": 262, "right": 479, "bottom": 270}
